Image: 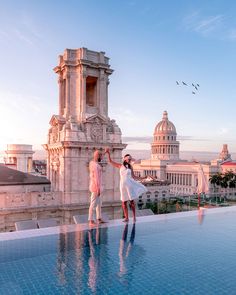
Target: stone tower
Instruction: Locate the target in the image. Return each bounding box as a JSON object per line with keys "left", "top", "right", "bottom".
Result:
{"left": 44, "top": 48, "right": 126, "bottom": 207}
{"left": 5, "top": 144, "right": 34, "bottom": 173}
{"left": 219, "top": 144, "right": 231, "bottom": 162}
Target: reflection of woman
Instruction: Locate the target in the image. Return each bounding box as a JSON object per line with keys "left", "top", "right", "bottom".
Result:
{"left": 118, "top": 224, "right": 136, "bottom": 277}
{"left": 105, "top": 149, "right": 147, "bottom": 222}
{"left": 57, "top": 232, "right": 67, "bottom": 285}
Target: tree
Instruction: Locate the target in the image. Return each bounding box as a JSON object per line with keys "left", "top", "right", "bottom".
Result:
{"left": 209, "top": 173, "right": 223, "bottom": 189}
{"left": 209, "top": 171, "right": 236, "bottom": 190}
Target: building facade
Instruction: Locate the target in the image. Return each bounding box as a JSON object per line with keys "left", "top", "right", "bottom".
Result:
{"left": 4, "top": 144, "right": 34, "bottom": 173}
{"left": 43, "top": 48, "right": 126, "bottom": 210}
{"left": 133, "top": 111, "right": 233, "bottom": 196}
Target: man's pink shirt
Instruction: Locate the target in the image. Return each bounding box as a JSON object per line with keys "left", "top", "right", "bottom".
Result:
{"left": 89, "top": 160, "right": 103, "bottom": 193}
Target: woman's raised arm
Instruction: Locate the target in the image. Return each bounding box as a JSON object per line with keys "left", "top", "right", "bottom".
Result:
{"left": 105, "top": 148, "right": 122, "bottom": 169}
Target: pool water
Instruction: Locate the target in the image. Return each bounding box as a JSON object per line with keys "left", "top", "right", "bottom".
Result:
{"left": 1, "top": 209, "right": 236, "bottom": 294}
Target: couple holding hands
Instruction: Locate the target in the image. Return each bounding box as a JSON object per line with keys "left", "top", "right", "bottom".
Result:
{"left": 88, "top": 148, "right": 147, "bottom": 226}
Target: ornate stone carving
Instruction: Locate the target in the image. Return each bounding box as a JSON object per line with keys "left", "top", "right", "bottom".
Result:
{"left": 91, "top": 119, "right": 103, "bottom": 142}
{"left": 69, "top": 50, "right": 77, "bottom": 60}
{"left": 51, "top": 126, "right": 59, "bottom": 143}
{"left": 51, "top": 156, "right": 60, "bottom": 171}
{"left": 58, "top": 77, "right": 63, "bottom": 84}
{"left": 106, "top": 121, "right": 114, "bottom": 132}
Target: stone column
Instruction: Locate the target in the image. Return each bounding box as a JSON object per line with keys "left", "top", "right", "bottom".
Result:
{"left": 81, "top": 70, "right": 87, "bottom": 120}
{"left": 58, "top": 77, "right": 63, "bottom": 116}
{"left": 65, "top": 73, "right": 70, "bottom": 119}
{"left": 70, "top": 71, "right": 77, "bottom": 119}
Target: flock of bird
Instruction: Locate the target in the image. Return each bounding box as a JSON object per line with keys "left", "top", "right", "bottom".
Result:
{"left": 176, "top": 81, "right": 200, "bottom": 95}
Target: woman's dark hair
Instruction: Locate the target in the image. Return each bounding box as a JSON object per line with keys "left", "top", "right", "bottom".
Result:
{"left": 123, "top": 154, "right": 131, "bottom": 169}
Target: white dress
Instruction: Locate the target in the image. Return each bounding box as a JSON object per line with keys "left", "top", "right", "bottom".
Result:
{"left": 119, "top": 166, "right": 148, "bottom": 202}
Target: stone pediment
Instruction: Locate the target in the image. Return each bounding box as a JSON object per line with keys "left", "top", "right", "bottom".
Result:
{"left": 85, "top": 114, "right": 107, "bottom": 124}
{"left": 49, "top": 115, "right": 66, "bottom": 126}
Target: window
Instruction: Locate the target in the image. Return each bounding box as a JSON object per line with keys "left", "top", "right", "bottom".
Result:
{"left": 86, "top": 76, "right": 97, "bottom": 106}
{"left": 162, "top": 190, "right": 166, "bottom": 197}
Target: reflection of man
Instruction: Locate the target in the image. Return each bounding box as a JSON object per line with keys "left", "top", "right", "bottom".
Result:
{"left": 57, "top": 232, "right": 66, "bottom": 285}
{"left": 118, "top": 224, "right": 136, "bottom": 276}
{"left": 88, "top": 228, "right": 100, "bottom": 292}
{"left": 88, "top": 150, "right": 106, "bottom": 226}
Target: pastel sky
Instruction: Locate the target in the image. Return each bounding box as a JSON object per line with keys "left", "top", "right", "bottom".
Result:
{"left": 0, "top": 0, "right": 236, "bottom": 153}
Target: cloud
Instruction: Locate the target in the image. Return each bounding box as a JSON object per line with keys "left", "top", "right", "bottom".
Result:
{"left": 122, "top": 135, "right": 236, "bottom": 144}
{"left": 0, "top": 90, "right": 52, "bottom": 150}
{"left": 14, "top": 29, "right": 34, "bottom": 46}
{"left": 0, "top": 91, "right": 43, "bottom": 114}
{"left": 114, "top": 109, "right": 136, "bottom": 122}
{"left": 0, "top": 30, "right": 11, "bottom": 41}
{"left": 195, "top": 15, "right": 224, "bottom": 35}
{"left": 228, "top": 29, "right": 236, "bottom": 40}
{"left": 183, "top": 12, "right": 224, "bottom": 36}
{"left": 122, "top": 136, "right": 152, "bottom": 143}
{"left": 182, "top": 11, "right": 236, "bottom": 42}
{"left": 110, "top": 108, "right": 151, "bottom": 136}
{"left": 219, "top": 127, "right": 229, "bottom": 135}
{"left": 0, "top": 11, "right": 42, "bottom": 46}
{"left": 122, "top": 135, "right": 215, "bottom": 143}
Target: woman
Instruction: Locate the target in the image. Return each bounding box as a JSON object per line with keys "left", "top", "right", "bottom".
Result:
{"left": 105, "top": 149, "right": 147, "bottom": 222}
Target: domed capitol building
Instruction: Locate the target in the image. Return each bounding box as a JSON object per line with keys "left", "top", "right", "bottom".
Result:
{"left": 151, "top": 111, "right": 179, "bottom": 161}
{"left": 133, "top": 111, "right": 236, "bottom": 197}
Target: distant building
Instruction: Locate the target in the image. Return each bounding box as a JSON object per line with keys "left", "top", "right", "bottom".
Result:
{"left": 4, "top": 144, "right": 34, "bottom": 173}
{"left": 0, "top": 165, "right": 62, "bottom": 232}
{"left": 138, "top": 176, "right": 170, "bottom": 208}
{"left": 32, "top": 160, "right": 47, "bottom": 176}
{"left": 0, "top": 165, "right": 50, "bottom": 193}
{"left": 133, "top": 111, "right": 234, "bottom": 196}
{"left": 221, "top": 161, "right": 236, "bottom": 174}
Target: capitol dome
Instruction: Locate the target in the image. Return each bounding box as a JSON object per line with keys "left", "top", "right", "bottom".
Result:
{"left": 154, "top": 111, "right": 176, "bottom": 135}
{"left": 151, "top": 111, "right": 179, "bottom": 161}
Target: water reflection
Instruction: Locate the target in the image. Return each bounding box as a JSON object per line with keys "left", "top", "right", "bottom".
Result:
{"left": 198, "top": 208, "right": 206, "bottom": 225}
{"left": 56, "top": 226, "right": 108, "bottom": 293}
{"left": 118, "top": 223, "right": 145, "bottom": 288}
{"left": 118, "top": 224, "right": 135, "bottom": 277}
{"left": 88, "top": 227, "right": 100, "bottom": 292}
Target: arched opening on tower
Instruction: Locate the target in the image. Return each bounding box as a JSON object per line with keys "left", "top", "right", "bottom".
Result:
{"left": 86, "top": 76, "right": 97, "bottom": 107}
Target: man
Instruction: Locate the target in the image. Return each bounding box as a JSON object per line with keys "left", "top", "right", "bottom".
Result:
{"left": 88, "top": 150, "right": 106, "bottom": 226}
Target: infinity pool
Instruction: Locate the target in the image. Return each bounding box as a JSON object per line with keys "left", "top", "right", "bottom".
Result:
{"left": 1, "top": 207, "right": 236, "bottom": 294}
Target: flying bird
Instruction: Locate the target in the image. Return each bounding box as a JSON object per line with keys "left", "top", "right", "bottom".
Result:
{"left": 176, "top": 80, "right": 200, "bottom": 95}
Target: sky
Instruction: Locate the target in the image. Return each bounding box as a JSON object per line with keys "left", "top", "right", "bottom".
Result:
{"left": 0, "top": 0, "right": 236, "bottom": 153}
